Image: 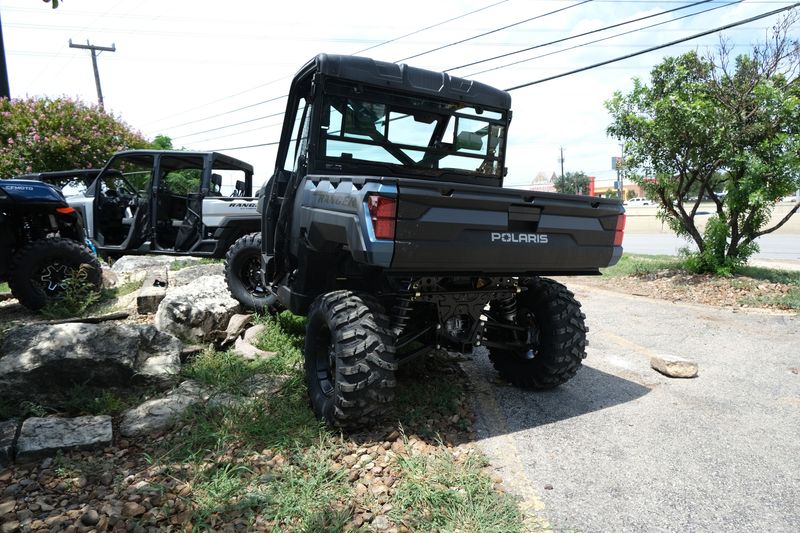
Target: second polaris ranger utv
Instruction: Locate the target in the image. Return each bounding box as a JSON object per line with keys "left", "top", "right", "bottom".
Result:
{"left": 230, "top": 54, "right": 625, "bottom": 427}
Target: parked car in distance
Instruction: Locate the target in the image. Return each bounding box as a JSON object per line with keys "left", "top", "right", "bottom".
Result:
{"left": 624, "top": 197, "right": 652, "bottom": 206}
{"left": 782, "top": 194, "right": 798, "bottom": 203}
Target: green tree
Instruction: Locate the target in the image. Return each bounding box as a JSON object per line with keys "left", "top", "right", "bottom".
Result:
{"left": 606, "top": 15, "right": 800, "bottom": 273}
{"left": 553, "top": 171, "right": 591, "bottom": 195}
{"left": 626, "top": 189, "right": 637, "bottom": 201}
{"left": 151, "top": 134, "right": 173, "bottom": 150}
{"left": 0, "top": 97, "right": 148, "bottom": 180}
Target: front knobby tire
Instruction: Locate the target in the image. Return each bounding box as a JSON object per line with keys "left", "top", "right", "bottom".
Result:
{"left": 8, "top": 237, "right": 102, "bottom": 311}
{"left": 304, "top": 291, "right": 397, "bottom": 428}
{"left": 488, "top": 278, "right": 587, "bottom": 389}
{"left": 224, "top": 233, "right": 281, "bottom": 313}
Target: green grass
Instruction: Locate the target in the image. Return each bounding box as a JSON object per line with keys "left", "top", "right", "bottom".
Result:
{"left": 169, "top": 258, "right": 222, "bottom": 271}
{"left": 145, "top": 310, "right": 527, "bottom": 530}
{"left": 239, "top": 440, "right": 352, "bottom": 531}
{"left": 0, "top": 385, "right": 151, "bottom": 421}
{"left": 0, "top": 281, "right": 9, "bottom": 293}
{"left": 741, "top": 287, "right": 800, "bottom": 310}
{"left": 391, "top": 448, "right": 524, "bottom": 533}
{"left": 601, "top": 253, "right": 686, "bottom": 277}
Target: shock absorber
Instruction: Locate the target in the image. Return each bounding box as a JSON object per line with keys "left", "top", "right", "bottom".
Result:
{"left": 390, "top": 296, "right": 413, "bottom": 336}
{"left": 495, "top": 293, "right": 517, "bottom": 323}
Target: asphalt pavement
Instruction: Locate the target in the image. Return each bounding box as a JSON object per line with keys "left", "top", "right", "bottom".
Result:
{"left": 468, "top": 284, "right": 800, "bottom": 532}
{"left": 622, "top": 233, "right": 800, "bottom": 261}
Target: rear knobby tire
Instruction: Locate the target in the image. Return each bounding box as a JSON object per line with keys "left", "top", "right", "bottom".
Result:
{"left": 487, "top": 278, "right": 587, "bottom": 389}
{"left": 304, "top": 291, "right": 397, "bottom": 428}
{"left": 8, "top": 237, "right": 102, "bottom": 311}
{"left": 224, "top": 233, "right": 281, "bottom": 313}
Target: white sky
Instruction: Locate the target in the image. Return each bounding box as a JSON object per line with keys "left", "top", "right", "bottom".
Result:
{"left": 1, "top": 0, "right": 796, "bottom": 188}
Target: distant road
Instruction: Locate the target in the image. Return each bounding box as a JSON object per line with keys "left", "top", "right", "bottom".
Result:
{"left": 621, "top": 203, "right": 799, "bottom": 261}
{"left": 622, "top": 233, "right": 800, "bottom": 261}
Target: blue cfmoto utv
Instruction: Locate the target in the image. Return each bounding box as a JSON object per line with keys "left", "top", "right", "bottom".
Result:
{"left": 0, "top": 179, "right": 101, "bottom": 311}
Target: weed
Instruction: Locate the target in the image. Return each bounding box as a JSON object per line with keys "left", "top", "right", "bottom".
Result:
{"left": 0, "top": 281, "right": 9, "bottom": 293}
{"left": 40, "top": 264, "right": 102, "bottom": 319}
{"left": 59, "top": 386, "right": 144, "bottom": 416}
{"left": 740, "top": 287, "right": 800, "bottom": 311}
{"left": 192, "top": 462, "right": 252, "bottom": 524}
{"left": 391, "top": 450, "right": 524, "bottom": 533}
{"left": 601, "top": 254, "right": 684, "bottom": 277}
{"left": 183, "top": 349, "right": 272, "bottom": 395}
{"left": 169, "top": 258, "right": 221, "bottom": 271}
{"left": 240, "top": 439, "right": 351, "bottom": 530}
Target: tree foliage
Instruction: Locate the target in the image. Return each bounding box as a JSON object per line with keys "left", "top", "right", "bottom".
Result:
{"left": 0, "top": 97, "right": 148, "bottom": 178}
{"left": 606, "top": 15, "right": 800, "bottom": 273}
{"left": 553, "top": 171, "right": 591, "bottom": 195}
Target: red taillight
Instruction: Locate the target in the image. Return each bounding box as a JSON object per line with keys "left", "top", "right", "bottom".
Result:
{"left": 367, "top": 194, "right": 396, "bottom": 240}
{"left": 55, "top": 207, "right": 76, "bottom": 214}
{"left": 614, "top": 214, "right": 626, "bottom": 246}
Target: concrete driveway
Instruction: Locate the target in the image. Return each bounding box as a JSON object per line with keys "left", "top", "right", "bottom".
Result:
{"left": 469, "top": 283, "right": 800, "bottom": 532}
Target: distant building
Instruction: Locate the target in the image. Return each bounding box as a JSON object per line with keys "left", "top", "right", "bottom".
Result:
{"left": 517, "top": 171, "right": 557, "bottom": 193}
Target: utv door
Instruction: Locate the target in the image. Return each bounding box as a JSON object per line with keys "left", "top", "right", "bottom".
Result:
{"left": 153, "top": 154, "right": 206, "bottom": 252}
{"left": 90, "top": 153, "right": 154, "bottom": 251}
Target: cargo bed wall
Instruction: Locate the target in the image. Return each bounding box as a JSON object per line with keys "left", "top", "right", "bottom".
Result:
{"left": 392, "top": 182, "right": 623, "bottom": 274}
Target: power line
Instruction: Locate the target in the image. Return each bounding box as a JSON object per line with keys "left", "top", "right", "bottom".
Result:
{"left": 150, "top": 0, "right": 513, "bottom": 131}
{"left": 206, "top": 3, "right": 798, "bottom": 154}
{"left": 465, "top": 0, "right": 741, "bottom": 77}
{"left": 208, "top": 140, "right": 282, "bottom": 152}
{"left": 354, "top": 0, "right": 511, "bottom": 55}
{"left": 504, "top": 2, "right": 800, "bottom": 91}
{"left": 171, "top": 111, "right": 285, "bottom": 140}
{"left": 446, "top": 0, "right": 716, "bottom": 72}
{"left": 396, "top": 0, "right": 594, "bottom": 63}
{"left": 188, "top": 0, "right": 712, "bottom": 145}
{"left": 188, "top": 120, "right": 285, "bottom": 146}
{"left": 164, "top": 94, "right": 287, "bottom": 132}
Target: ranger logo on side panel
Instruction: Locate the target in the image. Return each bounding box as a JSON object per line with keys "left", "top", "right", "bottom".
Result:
{"left": 491, "top": 233, "right": 549, "bottom": 244}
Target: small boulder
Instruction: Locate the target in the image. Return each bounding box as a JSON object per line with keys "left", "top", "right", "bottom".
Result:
{"left": 0, "top": 323, "right": 181, "bottom": 396}
{"left": 242, "top": 374, "right": 290, "bottom": 397}
{"left": 170, "top": 263, "right": 224, "bottom": 287}
{"left": 155, "top": 275, "right": 242, "bottom": 343}
{"left": 101, "top": 268, "right": 119, "bottom": 289}
{"left": 233, "top": 324, "right": 277, "bottom": 360}
{"left": 651, "top": 354, "right": 698, "bottom": 378}
{"left": 15, "top": 416, "right": 112, "bottom": 463}
{"left": 119, "top": 380, "right": 209, "bottom": 438}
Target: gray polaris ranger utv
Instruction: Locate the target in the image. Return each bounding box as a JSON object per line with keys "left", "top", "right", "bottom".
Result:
{"left": 229, "top": 54, "right": 626, "bottom": 427}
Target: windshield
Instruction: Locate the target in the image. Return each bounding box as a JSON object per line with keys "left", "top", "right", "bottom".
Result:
{"left": 319, "top": 82, "right": 506, "bottom": 178}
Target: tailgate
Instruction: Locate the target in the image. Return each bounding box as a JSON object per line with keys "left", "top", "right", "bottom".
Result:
{"left": 392, "top": 181, "right": 624, "bottom": 274}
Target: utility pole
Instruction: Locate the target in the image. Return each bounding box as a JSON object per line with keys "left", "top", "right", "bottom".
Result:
{"left": 558, "top": 147, "right": 565, "bottom": 180}
{"left": 69, "top": 39, "right": 115, "bottom": 109}
{"left": 0, "top": 10, "right": 10, "bottom": 99}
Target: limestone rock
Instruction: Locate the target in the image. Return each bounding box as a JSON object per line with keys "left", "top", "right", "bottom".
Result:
{"left": 651, "top": 354, "right": 698, "bottom": 378}
{"left": 233, "top": 324, "right": 277, "bottom": 360}
{"left": 101, "top": 268, "right": 119, "bottom": 289}
{"left": 0, "top": 323, "right": 181, "bottom": 396}
{"left": 219, "top": 313, "right": 254, "bottom": 347}
{"left": 15, "top": 416, "right": 112, "bottom": 463}
{"left": 155, "top": 275, "right": 241, "bottom": 343}
{"left": 242, "top": 374, "right": 290, "bottom": 397}
{"left": 119, "top": 380, "right": 209, "bottom": 438}
{"left": 0, "top": 419, "right": 19, "bottom": 467}
{"left": 170, "top": 263, "right": 224, "bottom": 287}
{"left": 136, "top": 268, "right": 169, "bottom": 315}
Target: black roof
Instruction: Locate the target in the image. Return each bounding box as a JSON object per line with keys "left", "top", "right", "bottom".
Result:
{"left": 111, "top": 150, "right": 254, "bottom": 173}
{"left": 307, "top": 54, "right": 511, "bottom": 111}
